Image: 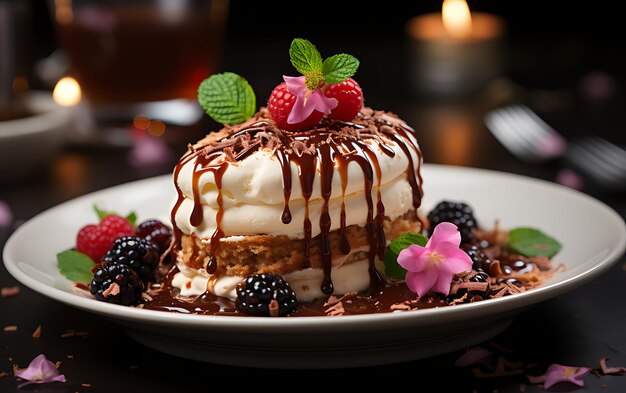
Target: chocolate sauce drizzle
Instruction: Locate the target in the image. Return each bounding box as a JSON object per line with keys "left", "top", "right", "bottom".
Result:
{"left": 170, "top": 109, "right": 423, "bottom": 294}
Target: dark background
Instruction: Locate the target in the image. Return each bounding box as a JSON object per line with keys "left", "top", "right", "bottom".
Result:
{"left": 1, "top": 1, "right": 625, "bottom": 392}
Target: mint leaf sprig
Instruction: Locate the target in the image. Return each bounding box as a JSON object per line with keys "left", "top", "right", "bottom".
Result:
{"left": 197, "top": 72, "right": 257, "bottom": 126}
{"left": 289, "top": 38, "right": 360, "bottom": 91}
{"left": 57, "top": 250, "right": 95, "bottom": 283}
{"left": 508, "top": 227, "right": 562, "bottom": 258}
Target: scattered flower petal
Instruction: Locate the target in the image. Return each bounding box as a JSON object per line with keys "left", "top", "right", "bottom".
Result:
{"left": 599, "top": 357, "right": 626, "bottom": 375}
{"left": 127, "top": 133, "right": 173, "bottom": 168}
{"left": 454, "top": 346, "right": 493, "bottom": 367}
{"left": 14, "top": 354, "right": 66, "bottom": 388}
{"left": 542, "top": 364, "right": 590, "bottom": 390}
{"left": 398, "top": 222, "right": 473, "bottom": 296}
{"left": 556, "top": 168, "right": 584, "bottom": 190}
{"left": 283, "top": 75, "right": 337, "bottom": 124}
{"left": 0, "top": 200, "right": 13, "bottom": 228}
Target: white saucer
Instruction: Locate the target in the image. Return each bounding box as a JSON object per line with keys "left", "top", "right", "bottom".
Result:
{"left": 4, "top": 165, "right": 625, "bottom": 368}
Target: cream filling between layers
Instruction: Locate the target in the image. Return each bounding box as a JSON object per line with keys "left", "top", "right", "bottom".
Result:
{"left": 172, "top": 254, "right": 371, "bottom": 302}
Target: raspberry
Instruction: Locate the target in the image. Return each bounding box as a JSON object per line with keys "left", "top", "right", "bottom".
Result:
{"left": 90, "top": 262, "right": 143, "bottom": 306}
{"left": 427, "top": 201, "right": 477, "bottom": 244}
{"left": 103, "top": 236, "right": 159, "bottom": 282}
{"left": 76, "top": 215, "right": 135, "bottom": 262}
{"left": 136, "top": 219, "right": 172, "bottom": 254}
{"left": 236, "top": 274, "right": 298, "bottom": 316}
{"left": 267, "top": 82, "right": 324, "bottom": 131}
{"left": 324, "top": 78, "right": 363, "bottom": 121}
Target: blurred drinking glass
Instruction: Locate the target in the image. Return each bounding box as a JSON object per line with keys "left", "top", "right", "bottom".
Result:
{"left": 50, "top": 0, "right": 228, "bottom": 142}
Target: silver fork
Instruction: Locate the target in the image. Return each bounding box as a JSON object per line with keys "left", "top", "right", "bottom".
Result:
{"left": 484, "top": 105, "right": 568, "bottom": 163}
{"left": 485, "top": 105, "right": 626, "bottom": 189}
{"left": 565, "top": 137, "right": 626, "bottom": 188}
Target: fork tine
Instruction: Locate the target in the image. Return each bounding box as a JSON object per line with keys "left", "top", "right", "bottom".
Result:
{"left": 567, "top": 141, "right": 626, "bottom": 183}
{"left": 566, "top": 144, "right": 620, "bottom": 183}
{"left": 576, "top": 138, "right": 626, "bottom": 177}
{"left": 485, "top": 109, "right": 541, "bottom": 161}
{"left": 584, "top": 137, "right": 626, "bottom": 167}
{"left": 512, "top": 106, "right": 567, "bottom": 158}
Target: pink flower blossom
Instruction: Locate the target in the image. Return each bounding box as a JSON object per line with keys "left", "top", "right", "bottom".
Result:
{"left": 397, "top": 222, "right": 473, "bottom": 297}
{"left": 283, "top": 75, "right": 337, "bottom": 124}
{"left": 14, "top": 354, "right": 66, "bottom": 388}
{"left": 542, "top": 364, "right": 590, "bottom": 390}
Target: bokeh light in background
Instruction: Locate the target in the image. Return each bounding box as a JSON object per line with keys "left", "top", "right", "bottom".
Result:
{"left": 52, "top": 76, "right": 81, "bottom": 106}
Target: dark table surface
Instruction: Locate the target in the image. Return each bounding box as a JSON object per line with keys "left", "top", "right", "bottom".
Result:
{"left": 2, "top": 34, "right": 626, "bottom": 391}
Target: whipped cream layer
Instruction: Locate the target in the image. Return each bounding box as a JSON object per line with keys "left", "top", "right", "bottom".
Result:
{"left": 173, "top": 115, "right": 421, "bottom": 239}
{"left": 173, "top": 258, "right": 371, "bottom": 302}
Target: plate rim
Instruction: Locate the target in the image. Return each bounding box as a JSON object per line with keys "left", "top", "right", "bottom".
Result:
{"left": 4, "top": 164, "right": 625, "bottom": 329}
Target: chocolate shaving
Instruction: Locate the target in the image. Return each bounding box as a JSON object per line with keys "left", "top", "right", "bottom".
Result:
{"left": 0, "top": 371, "right": 8, "bottom": 378}
{"left": 526, "top": 373, "right": 546, "bottom": 384}
{"left": 599, "top": 357, "right": 626, "bottom": 375}
{"left": 32, "top": 324, "right": 42, "bottom": 338}
{"left": 66, "top": 355, "right": 74, "bottom": 360}
{"left": 82, "top": 383, "right": 92, "bottom": 387}
{"left": 324, "top": 292, "right": 357, "bottom": 307}
{"left": 268, "top": 300, "right": 280, "bottom": 317}
{"left": 390, "top": 299, "right": 421, "bottom": 311}
{"left": 325, "top": 301, "right": 345, "bottom": 316}
{"left": 141, "top": 293, "right": 154, "bottom": 302}
{"left": 3, "top": 325, "right": 17, "bottom": 332}
{"left": 61, "top": 329, "right": 89, "bottom": 338}
{"left": 102, "top": 283, "right": 120, "bottom": 298}
{"left": 1, "top": 286, "right": 20, "bottom": 298}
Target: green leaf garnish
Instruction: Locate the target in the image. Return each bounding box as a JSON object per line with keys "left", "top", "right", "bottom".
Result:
{"left": 197, "top": 72, "right": 257, "bottom": 126}
{"left": 508, "top": 227, "right": 562, "bottom": 258}
{"left": 289, "top": 38, "right": 323, "bottom": 76}
{"left": 57, "top": 250, "right": 96, "bottom": 283}
{"left": 125, "top": 212, "right": 137, "bottom": 226}
{"left": 93, "top": 204, "right": 137, "bottom": 225}
{"left": 93, "top": 204, "right": 111, "bottom": 221}
{"left": 322, "top": 54, "right": 360, "bottom": 84}
{"left": 383, "top": 232, "right": 429, "bottom": 280}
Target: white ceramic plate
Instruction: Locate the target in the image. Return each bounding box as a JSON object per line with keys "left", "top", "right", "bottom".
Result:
{"left": 4, "top": 165, "right": 625, "bottom": 368}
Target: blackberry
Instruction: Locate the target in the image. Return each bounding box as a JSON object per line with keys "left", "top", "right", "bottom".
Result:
{"left": 427, "top": 201, "right": 477, "bottom": 244}
{"left": 103, "top": 236, "right": 159, "bottom": 282}
{"left": 90, "top": 262, "right": 144, "bottom": 306}
{"left": 462, "top": 244, "right": 494, "bottom": 272}
{"left": 449, "top": 269, "right": 490, "bottom": 303}
{"left": 136, "top": 219, "right": 172, "bottom": 254}
{"left": 236, "top": 274, "right": 298, "bottom": 317}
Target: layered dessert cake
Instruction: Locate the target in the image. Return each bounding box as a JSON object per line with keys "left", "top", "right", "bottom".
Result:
{"left": 169, "top": 108, "right": 423, "bottom": 302}
{"left": 60, "top": 39, "right": 562, "bottom": 317}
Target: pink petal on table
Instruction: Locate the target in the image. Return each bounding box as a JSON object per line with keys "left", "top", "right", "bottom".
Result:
{"left": 15, "top": 354, "right": 66, "bottom": 388}
{"left": 0, "top": 199, "right": 13, "bottom": 228}
{"left": 128, "top": 134, "right": 173, "bottom": 168}
{"left": 537, "top": 133, "right": 567, "bottom": 159}
{"left": 555, "top": 168, "right": 584, "bottom": 190}
{"left": 542, "top": 364, "right": 590, "bottom": 390}
{"left": 406, "top": 268, "right": 437, "bottom": 298}
{"left": 454, "top": 346, "right": 493, "bottom": 367}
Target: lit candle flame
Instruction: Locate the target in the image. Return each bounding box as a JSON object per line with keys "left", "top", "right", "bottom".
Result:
{"left": 53, "top": 77, "right": 81, "bottom": 107}
{"left": 442, "top": 0, "right": 473, "bottom": 39}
